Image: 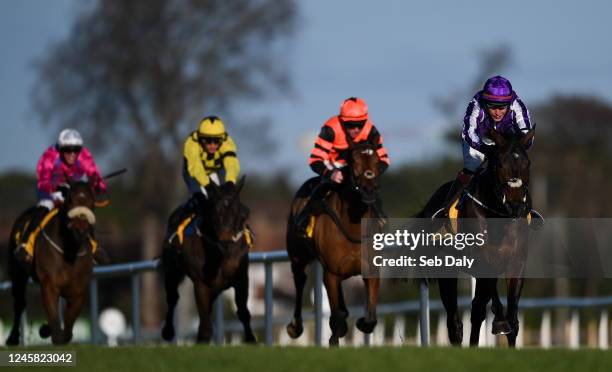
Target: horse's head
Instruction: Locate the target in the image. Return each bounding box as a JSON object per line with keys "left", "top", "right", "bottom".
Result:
{"left": 488, "top": 129, "right": 535, "bottom": 216}
{"left": 64, "top": 178, "right": 96, "bottom": 243}
{"left": 207, "top": 176, "right": 248, "bottom": 245}
{"left": 347, "top": 141, "right": 381, "bottom": 205}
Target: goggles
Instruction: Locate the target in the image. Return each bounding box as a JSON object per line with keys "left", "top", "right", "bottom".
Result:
{"left": 60, "top": 146, "right": 82, "bottom": 154}
{"left": 199, "top": 136, "right": 222, "bottom": 145}
{"left": 343, "top": 120, "right": 366, "bottom": 130}
{"left": 485, "top": 102, "right": 510, "bottom": 110}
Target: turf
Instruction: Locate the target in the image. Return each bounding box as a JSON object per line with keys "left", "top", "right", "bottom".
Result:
{"left": 3, "top": 345, "right": 612, "bottom": 372}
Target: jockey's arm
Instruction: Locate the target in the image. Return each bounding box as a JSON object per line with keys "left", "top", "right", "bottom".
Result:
{"left": 369, "top": 126, "right": 390, "bottom": 174}
{"left": 183, "top": 135, "right": 211, "bottom": 187}
{"left": 36, "top": 146, "right": 57, "bottom": 194}
{"left": 308, "top": 125, "right": 335, "bottom": 177}
{"left": 510, "top": 97, "right": 535, "bottom": 149}
{"left": 79, "top": 147, "right": 108, "bottom": 194}
{"left": 462, "top": 98, "right": 485, "bottom": 152}
{"left": 220, "top": 136, "right": 240, "bottom": 184}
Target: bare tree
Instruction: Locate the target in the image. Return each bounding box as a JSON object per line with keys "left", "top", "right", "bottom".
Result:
{"left": 31, "top": 0, "right": 297, "bottom": 328}
{"left": 32, "top": 0, "right": 297, "bottom": 215}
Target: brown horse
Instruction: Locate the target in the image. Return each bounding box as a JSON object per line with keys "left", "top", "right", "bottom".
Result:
{"left": 417, "top": 129, "right": 535, "bottom": 347}
{"left": 161, "top": 176, "right": 256, "bottom": 343}
{"left": 286, "top": 142, "right": 386, "bottom": 346}
{"left": 6, "top": 180, "right": 98, "bottom": 345}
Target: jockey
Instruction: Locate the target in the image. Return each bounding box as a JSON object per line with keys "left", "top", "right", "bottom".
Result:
{"left": 15, "top": 129, "right": 107, "bottom": 262}
{"left": 443, "top": 75, "right": 535, "bottom": 213}
{"left": 296, "top": 97, "right": 390, "bottom": 234}
{"left": 179, "top": 116, "right": 240, "bottom": 219}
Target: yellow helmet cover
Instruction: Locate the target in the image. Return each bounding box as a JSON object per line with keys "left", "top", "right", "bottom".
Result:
{"left": 197, "top": 116, "right": 226, "bottom": 138}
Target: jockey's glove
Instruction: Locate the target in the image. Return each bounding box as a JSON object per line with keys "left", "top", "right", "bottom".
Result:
{"left": 200, "top": 183, "right": 217, "bottom": 199}
{"left": 200, "top": 185, "right": 209, "bottom": 199}
{"left": 51, "top": 191, "right": 65, "bottom": 202}
{"left": 57, "top": 184, "right": 70, "bottom": 198}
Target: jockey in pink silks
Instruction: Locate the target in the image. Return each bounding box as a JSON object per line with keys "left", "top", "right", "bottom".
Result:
{"left": 14, "top": 129, "right": 107, "bottom": 262}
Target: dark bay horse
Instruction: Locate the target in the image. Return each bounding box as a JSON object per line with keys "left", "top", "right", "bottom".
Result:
{"left": 286, "top": 142, "right": 386, "bottom": 346}
{"left": 6, "top": 180, "right": 98, "bottom": 345}
{"left": 161, "top": 176, "right": 256, "bottom": 343}
{"left": 417, "top": 129, "right": 535, "bottom": 347}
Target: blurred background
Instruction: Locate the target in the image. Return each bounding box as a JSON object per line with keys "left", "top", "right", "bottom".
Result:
{"left": 2, "top": 0, "right": 612, "bottom": 346}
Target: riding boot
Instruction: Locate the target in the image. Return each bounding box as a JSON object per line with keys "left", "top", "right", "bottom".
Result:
{"left": 182, "top": 193, "right": 207, "bottom": 221}
{"left": 436, "top": 169, "right": 474, "bottom": 218}
{"left": 295, "top": 179, "right": 333, "bottom": 237}
{"left": 15, "top": 206, "right": 50, "bottom": 263}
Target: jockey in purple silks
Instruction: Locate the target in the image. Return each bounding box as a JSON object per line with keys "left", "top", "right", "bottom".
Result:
{"left": 442, "top": 75, "right": 540, "bottom": 221}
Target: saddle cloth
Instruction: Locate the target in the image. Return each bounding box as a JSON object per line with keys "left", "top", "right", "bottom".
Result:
{"left": 447, "top": 196, "right": 532, "bottom": 234}
{"left": 170, "top": 214, "right": 253, "bottom": 248}
{"left": 15, "top": 208, "right": 98, "bottom": 257}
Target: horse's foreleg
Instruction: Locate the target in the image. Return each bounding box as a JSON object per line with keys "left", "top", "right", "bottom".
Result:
{"left": 286, "top": 260, "right": 307, "bottom": 339}
{"left": 161, "top": 247, "right": 184, "bottom": 342}
{"left": 469, "top": 278, "right": 495, "bottom": 347}
{"left": 323, "top": 271, "right": 347, "bottom": 346}
{"left": 6, "top": 269, "right": 28, "bottom": 346}
{"left": 491, "top": 279, "right": 512, "bottom": 335}
{"left": 439, "top": 277, "right": 462, "bottom": 346}
{"left": 41, "top": 283, "right": 63, "bottom": 345}
{"left": 505, "top": 277, "right": 524, "bottom": 348}
{"left": 356, "top": 277, "right": 379, "bottom": 335}
{"left": 233, "top": 264, "right": 256, "bottom": 343}
{"left": 193, "top": 282, "right": 214, "bottom": 343}
{"left": 61, "top": 295, "right": 85, "bottom": 344}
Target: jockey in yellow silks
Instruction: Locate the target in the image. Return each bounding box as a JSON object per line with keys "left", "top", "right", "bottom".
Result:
{"left": 178, "top": 116, "right": 240, "bottom": 219}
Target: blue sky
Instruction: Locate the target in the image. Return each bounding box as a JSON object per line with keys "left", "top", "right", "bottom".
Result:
{"left": 2, "top": 0, "right": 612, "bottom": 182}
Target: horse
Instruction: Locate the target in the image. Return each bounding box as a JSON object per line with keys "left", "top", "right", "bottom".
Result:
{"left": 417, "top": 129, "right": 535, "bottom": 347}
{"left": 6, "top": 179, "right": 98, "bottom": 345}
{"left": 161, "top": 176, "right": 256, "bottom": 344}
{"left": 286, "top": 141, "right": 386, "bottom": 346}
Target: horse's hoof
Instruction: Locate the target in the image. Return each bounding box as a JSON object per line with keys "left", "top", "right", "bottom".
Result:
{"left": 329, "top": 336, "right": 339, "bottom": 346}
{"left": 286, "top": 321, "right": 303, "bottom": 339}
{"left": 39, "top": 324, "right": 51, "bottom": 339}
{"left": 6, "top": 333, "right": 20, "bottom": 346}
{"left": 51, "top": 335, "right": 67, "bottom": 345}
{"left": 161, "top": 324, "right": 176, "bottom": 341}
{"left": 356, "top": 317, "right": 377, "bottom": 334}
{"left": 244, "top": 334, "right": 257, "bottom": 344}
{"left": 492, "top": 320, "right": 512, "bottom": 335}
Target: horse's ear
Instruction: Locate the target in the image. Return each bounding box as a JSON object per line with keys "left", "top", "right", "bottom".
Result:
{"left": 520, "top": 129, "right": 535, "bottom": 148}
{"left": 488, "top": 129, "right": 506, "bottom": 147}
{"left": 236, "top": 175, "right": 246, "bottom": 194}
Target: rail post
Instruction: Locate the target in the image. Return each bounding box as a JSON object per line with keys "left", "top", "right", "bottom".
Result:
{"left": 131, "top": 274, "right": 141, "bottom": 342}
{"left": 419, "top": 280, "right": 430, "bottom": 346}
{"left": 314, "top": 262, "right": 324, "bottom": 346}
{"left": 264, "top": 261, "right": 274, "bottom": 345}
{"left": 89, "top": 278, "right": 100, "bottom": 344}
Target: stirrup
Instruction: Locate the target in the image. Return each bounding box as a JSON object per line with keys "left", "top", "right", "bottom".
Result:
{"left": 431, "top": 207, "right": 446, "bottom": 219}
{"left": 529, "top": 209, "right": 545, "bottom": 230}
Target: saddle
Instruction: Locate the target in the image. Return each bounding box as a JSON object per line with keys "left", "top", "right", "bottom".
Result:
{"left": 15, "top": 208, "right": 98, "bottom": 258}
{"left": 168, "top": 214, "right": 254, "bottom": 248}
